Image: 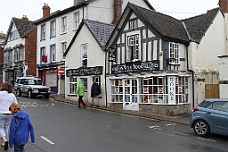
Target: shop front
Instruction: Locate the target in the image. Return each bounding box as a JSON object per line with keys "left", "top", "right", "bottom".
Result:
{"left": 37, "top": 63, "right": 58, "bottom": 93}
{"left": 107, "top": 61, "right": 191, "bottom": 115}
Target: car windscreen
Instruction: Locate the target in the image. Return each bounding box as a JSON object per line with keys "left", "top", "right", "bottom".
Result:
{"left": 28, "top": 79, "right": 43, "bottom": 85}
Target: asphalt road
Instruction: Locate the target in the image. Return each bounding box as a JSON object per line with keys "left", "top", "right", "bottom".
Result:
{"left": 2, "top": 96, "right": 228, "bottom": 152}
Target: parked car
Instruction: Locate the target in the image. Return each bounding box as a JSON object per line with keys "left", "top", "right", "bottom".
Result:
{"left": 190, "top": 98, "right": 228, "bottom": 137}
{"left": 14, "top": 77, "right": 51, "bottom": 98}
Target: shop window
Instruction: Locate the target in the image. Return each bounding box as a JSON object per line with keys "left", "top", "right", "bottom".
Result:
{"left": 175, "top": 77, "right": 189, "bottom": 104}
{"left": 110, "top": 79, "right": 123, "bottom": 102}
{"left": 140, "top": 77, "right": 168, "bottom": 104}
{"left": 69, "top": 77, "right": 77, "bottom": 95}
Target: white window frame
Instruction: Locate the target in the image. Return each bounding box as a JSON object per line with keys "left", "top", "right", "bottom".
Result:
{"left": 129, "top": 19, "right": 138, "bottom": 30}
{"left": 141, "top": 77, "right": 168, "bottom": 104}
{"left": 169, "top": 42, "right": 179, "bottom": 64}
{"left": 175, "top": 76, "right": 189, "bottom": 104}
{"left": 50, "top": 44, "right": 56, "bottom": 62}
{"left": 127, "top": 34, "right": 139, "bottom": 62}
{"left": 50, "top": 20, "right": 56, "bottom": 37}
{"left": 74, "top": 11, "right": 80, "bottom": 29}
{"left": 69, "top": 77, "right": 77, "bottom": 95}
{"left": 41, "top": 24, "right": 46, "bottom": 40}
{"left": 81, "top": 44, "right": 88, "bottom": 67}
{"left": 40, "top": 47, "right": 46, "bottom": 63}
{"left": 62, "top": 17, "right": 67, "bottom": 33}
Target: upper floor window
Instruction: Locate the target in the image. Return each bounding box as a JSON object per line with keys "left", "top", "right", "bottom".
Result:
{"left": 8, "top": 50, "right": 13, "bottom": 62}
{"left": 74, "top": 12, "right": 80, "bottom": 29}
{"left": 50, "top": 20, "right": 56, "bottom": 38}
{"left": 169, "top": 42, "right": 179, "bottom": 64}
{"left": 127, "top": 34, "right": 139, "bottom": 62}
{"left": 14, "top": 47, "right": 24, "bottom": 62}
{"left": 41, "top": 24, "right": 46, "bottom": 40}
{"left": 62, "top": 17, "right": 67, "bottom": 33}
{"left": 9, "top": 30, "right": 19, "bottom": 41}
{"left": 81, "top": 44, "right": 88, "bottom": 67}
{"left": 61, "top": 42, "right": 67, "bottom": 58}
{"left": 50, "top": 44, "right": 56, "bottom": 62}
{"left": 129, "top": 19, "right": 138, "bottom": 30}
{"left": 40, "top": 47, "right": 46, "bottom": 63}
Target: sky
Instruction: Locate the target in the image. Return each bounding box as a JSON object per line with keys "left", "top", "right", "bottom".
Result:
{"left": 0, "top": 0, "right": 219, "bottom": 34}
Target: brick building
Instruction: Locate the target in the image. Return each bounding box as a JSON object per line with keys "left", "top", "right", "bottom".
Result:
{"left": 3, "top": 16, "right": 37, "bottom": 84}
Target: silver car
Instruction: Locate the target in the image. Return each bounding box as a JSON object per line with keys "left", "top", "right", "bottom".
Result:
{"left": 190, "top": 98, "right": 228, "bottom": 137}
{"left": 14, "top": 77, "right": 51, "bottom": 98}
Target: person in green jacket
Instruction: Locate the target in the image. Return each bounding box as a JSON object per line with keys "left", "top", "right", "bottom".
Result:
{"left": 76, "top": 82, "right": 86, "bottom": 108}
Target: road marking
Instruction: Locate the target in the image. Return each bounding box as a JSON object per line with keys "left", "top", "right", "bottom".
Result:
{"left": 148, "top": 125, "right": 160, "bottom": 129}
{"left": 165, "top": 123, "right": 176, "bottom": 126}
{"left": 40, "top": 136, "right": 55, "bottom": 145}
{"left": 197, "top": 137, "right": 216, "bottom": 142}
{"left": 172, "top": 131, "right": 187, "bottom": 136}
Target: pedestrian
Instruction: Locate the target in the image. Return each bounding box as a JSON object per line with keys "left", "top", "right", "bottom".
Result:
{"left": 0, "top": 81, "right": 17, "bottom": 150}
{"left": 91, "top": 81, "right": 101, "bottom": 107}
{"left": 76, "top": 82, "right": 86, "bottom": 108}
{"left": 9, "top": 102, "right": 35, "bottom": 152}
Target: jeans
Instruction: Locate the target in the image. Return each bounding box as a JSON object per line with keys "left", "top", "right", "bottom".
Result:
{"left": 14, "top": 144, "right": 25, "bottom": 152}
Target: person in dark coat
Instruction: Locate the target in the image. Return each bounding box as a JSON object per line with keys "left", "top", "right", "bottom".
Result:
{"left": 91, "top": 82, "right": 101, "bottom": 107}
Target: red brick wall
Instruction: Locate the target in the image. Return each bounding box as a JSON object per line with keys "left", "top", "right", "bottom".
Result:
{"left": 25, "top": 27, "right": 37, "bottom": 76}
{"left": 112, "top": 0, "right": 122, "bottom": 25}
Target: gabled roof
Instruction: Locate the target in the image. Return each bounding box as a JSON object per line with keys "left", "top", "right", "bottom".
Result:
{"left": 182, "top": 8, "right": 220, "bottom": 43}
{"left": 106, "top": 3, "right": 190, "bottom": 49}
{"left": 129, "top": 3, "right": 189, "bottom": 43}
{"left": 64, "top": 19, "right": 115, "bottom": 57}
{"left": 5, "top": 17, "right": 34, "bottom": 43}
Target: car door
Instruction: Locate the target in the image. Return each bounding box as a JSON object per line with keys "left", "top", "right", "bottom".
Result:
{"left": 207, "top": 101, "right": 228, "bottom": 134}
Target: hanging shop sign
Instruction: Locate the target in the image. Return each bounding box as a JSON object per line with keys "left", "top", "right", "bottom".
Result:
{"left": 66, "top": 66, "right": 103, "bottom": 77}
{"left": 111, "top": 60, "right": 159, "bottom": 74}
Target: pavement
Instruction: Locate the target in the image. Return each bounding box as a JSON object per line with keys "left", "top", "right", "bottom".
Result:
{"left": 49, "top": 94, "right": 190, "bottom": 125}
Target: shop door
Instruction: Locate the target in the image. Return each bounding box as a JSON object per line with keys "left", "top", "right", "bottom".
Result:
{"left": 123, "top": 79, "right": 139, "bottom": 111}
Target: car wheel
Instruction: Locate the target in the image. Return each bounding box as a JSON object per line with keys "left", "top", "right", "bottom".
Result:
{"left": 193, "top": 120, "right": 210, "bottom": 137}
{"left": 28, "top": 90, "right": 33, "bottom": 98}
{"left": 16, "top": 89, "right": 22, "bottom": 96}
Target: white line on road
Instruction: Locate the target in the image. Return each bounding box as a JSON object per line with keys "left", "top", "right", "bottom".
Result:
{"left": 197, "top": 137, "right": 216, "bottom": 142}
{"left": 40, "top": 136, "right": 55, "bottom": 145}
{"left": 172, "top": 131, "right": 187, "bottom": 136}
{"left": 148, "top": 125, "right": 160, "bottom": 129}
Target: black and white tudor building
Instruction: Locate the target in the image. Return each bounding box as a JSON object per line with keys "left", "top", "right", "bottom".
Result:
{"left": 105, "top": 3, "right": 223, "bottom": 115}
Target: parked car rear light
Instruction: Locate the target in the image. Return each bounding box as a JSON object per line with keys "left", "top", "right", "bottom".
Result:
{"left": 192, "top": 106, "right": 199, "bottom": 112}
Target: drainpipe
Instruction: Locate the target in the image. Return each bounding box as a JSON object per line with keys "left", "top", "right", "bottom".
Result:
{"left": 105, "top": 50, "right": 108, "bottom": 107}
{"left": 186, "top": 46, "right": 195, "bottom": 107}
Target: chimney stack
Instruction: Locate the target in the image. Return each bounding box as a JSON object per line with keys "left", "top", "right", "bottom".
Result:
{"left": 21, "top": 15, "right": 29, "bottom": 21}
{"left": 112, "top": 0, "right": 122, "bottom": 25}
{"left": 42, "top": 3, "right": 50, "bottom": 18}
{"left": 219, "top": 0, "right": 228, "bottom": 13}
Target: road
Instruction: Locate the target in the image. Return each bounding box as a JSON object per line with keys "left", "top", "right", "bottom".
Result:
{"left": 3, "top": 96, "right": 228, "bottom": 152}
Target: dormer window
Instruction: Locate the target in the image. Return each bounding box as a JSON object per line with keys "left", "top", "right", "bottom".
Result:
{"left": 127, "top": 34, "right": 139, "bottom": 62}
{"left": 129, "top": 19, "right": 138, "bottom": 30}
{"left": 169, "top": 42, "right": 179, "bottom": 64}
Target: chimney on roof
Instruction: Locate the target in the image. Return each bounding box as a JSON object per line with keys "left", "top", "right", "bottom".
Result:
{"left": 112, "top": 0, "right": 122, "bottom": 25}
{"left": 219, "top": 0, "right": 228, "bottom": 13}
{"left": 21, "top": 15, "right": 29, "bottom": 21}
{"left": 42, "top": 3, "right": 50, "bottom": 18}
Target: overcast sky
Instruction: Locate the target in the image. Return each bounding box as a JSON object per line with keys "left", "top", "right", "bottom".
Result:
{"left": 0, "top": 0, "right": 219, "bottom": 34}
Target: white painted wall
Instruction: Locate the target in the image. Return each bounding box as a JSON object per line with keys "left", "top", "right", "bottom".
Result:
{"left": 188, "top": 11, "right": 225, "bottom": 105}
{"left": 65, "top": 25, "right": 106, "bottom": 105}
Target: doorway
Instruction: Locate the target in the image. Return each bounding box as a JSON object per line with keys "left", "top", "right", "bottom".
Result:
{"left": 123, "top": 79, "right": 139, "bottom": 111}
